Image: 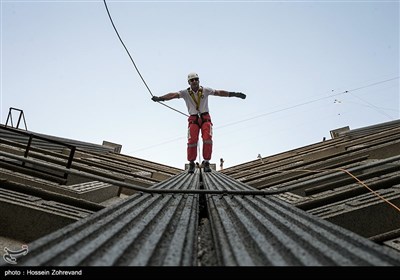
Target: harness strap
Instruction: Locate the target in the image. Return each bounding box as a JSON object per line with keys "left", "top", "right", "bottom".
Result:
{"left": 188, "top": 86, "right": 203, "bottom": 111}
{"left": 200, "top": 112, "right": 211, "bottom": 124}
{"left": 189, "top": 112, "right": 211, "bottom": 127}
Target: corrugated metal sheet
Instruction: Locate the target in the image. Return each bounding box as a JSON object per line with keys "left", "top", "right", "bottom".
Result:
{"left": 201, "top": 171, "right": 400, "bottom": 265}
{"left": 15, "top": 171, "right": 200, "bottom": 266}
{"left": 0, "top": 125, "right": 113, "bottom": 154}
{"left": 340, "top": 119, "right": 400, "bottom": 138}
{"left": 13, "top": 169, "right": 400, "bottom": 266}
{"left": 2, "top": 119, "right": 400, "bottom": 266}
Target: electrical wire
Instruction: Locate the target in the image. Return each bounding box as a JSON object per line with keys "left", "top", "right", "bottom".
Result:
{"left": 102, "top": 0, "right": 188, "bottom": 117}
{"left": 273, "top": 167, "right": 400, "bottom": 213}
{"left": 129, "top": 76, "right": 399, "bottom": 153}
{"left": 216, "top": 76, "right": 399, "bottom": 130}
{"left": 342, "top": 76, "right": 399, "bottom": 93}
{"left": 3, "top": 149, "right": 400, "bottom": 214}
{"left": 99, "top": 3, "right": 400, "bottom": 211}
{"left": 349, "top": 92, "right": 395, "bottom": 120}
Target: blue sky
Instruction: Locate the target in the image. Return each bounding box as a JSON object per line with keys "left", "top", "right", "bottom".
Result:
{"left": 1, "top": 0, "right": 399, "bottom": 169}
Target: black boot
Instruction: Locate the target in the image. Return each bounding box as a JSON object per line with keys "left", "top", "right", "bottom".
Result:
{"left": 188, "top": 161, "right": 195, "bottom": 174}
{"left": 203, "top": 161, "right": 211, "bottom": 173}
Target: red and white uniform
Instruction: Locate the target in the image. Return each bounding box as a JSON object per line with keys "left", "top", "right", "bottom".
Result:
{"left": 178, "top": 86, "right": 215, "bottom": 162}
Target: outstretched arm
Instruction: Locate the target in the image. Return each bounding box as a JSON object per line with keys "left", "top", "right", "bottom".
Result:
{"left": 215, "top": 90, "right": 246, "bottom": 99}
{"left": 214, "top": 90, "right": 230, "bottom": 97}
{"left": 151, "top": 92, "right": 180, "bottom": 102}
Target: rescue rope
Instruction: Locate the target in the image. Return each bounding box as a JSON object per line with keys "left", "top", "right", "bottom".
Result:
{"left": 102, "top": 0, "right": 188, "bottom": 117}
{"left": 2, "top": 149, "right": 399, "bottom": 216}
{"left": 273, "top": 167, "right": 400, "bottom": 214}
{"left": 336, "top": 167, "right": 400, "bottom": 212}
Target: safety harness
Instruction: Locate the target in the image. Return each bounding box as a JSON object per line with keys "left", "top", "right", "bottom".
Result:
{"left": 188, "top": 86, "right": 203, "bottom": 111}
{"left": 188, "top": 86, "right": 208, "bottom": 126}
{"left": 187, "top": 86, "right": 212, "bottom": 127}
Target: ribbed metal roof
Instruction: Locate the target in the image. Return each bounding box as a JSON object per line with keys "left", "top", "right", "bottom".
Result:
{"left": 2, "top": 119, "right": 400, "bottom": 267}
{"left": 13, "top": 169, "right": 400, "bottom": 266}
{"left": 15, "top": 171, "right": 200, "bottom": 266}
{"left": 0, "top": 124, "right": 114, "bottom": 154}
{"left": 340, "top": 119, "right": 400, "bottom": 138}
{"left": 202, "top": 171, "right": 400, "bottom": 265}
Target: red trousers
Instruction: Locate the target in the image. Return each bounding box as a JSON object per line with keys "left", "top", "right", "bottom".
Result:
{"left": 187, "top": 113, "right": 213, "bottom": 162}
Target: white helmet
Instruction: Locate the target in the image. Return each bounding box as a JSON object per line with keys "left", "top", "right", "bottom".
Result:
{"left": 187, "top": 72, "right": 199, "bottom": 81}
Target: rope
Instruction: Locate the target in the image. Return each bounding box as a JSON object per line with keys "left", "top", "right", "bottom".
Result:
{"left": 1, "top": 149, "right": 399, "bottom": 215}
{"left": 275, "top": 167, "right": 400, "bottom": 214}
{"left": 102, "top": 0, "right": 188, "bottom": 117}
{"left": 336, "top": 167, "right": 400, "bottom": 212}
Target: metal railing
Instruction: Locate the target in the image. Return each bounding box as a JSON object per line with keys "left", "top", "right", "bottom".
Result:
{"left": 0, "top": 125, "right": 76, "bottom": 181}
{"left": 5, "top": 107, "right": 28, "bottom": 130}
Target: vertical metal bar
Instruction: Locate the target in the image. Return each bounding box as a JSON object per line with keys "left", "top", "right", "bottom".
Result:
{"left": 16, "top": 113, "right": 22, "bottom": 129}
{"left": 64, "top": 147, "right": 76, "bottom": 180}
{"left": 22, "top": 135, "right": 33, "bottom": 167}
{"left": 6, "top": 108, "right": 14, "bottom": 127}
{"left": 5, "top": 108, "right": 12, "bottom": 127}
{"left": 21, "top": 113, "right": 28, "bottom": 130}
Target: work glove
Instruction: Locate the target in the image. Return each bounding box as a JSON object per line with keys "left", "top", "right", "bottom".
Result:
{"left": 229, "top": 92, "right": 246, "bottom": 99}
{"left": 152, "top": 96, "right": 165, "bottom": 102}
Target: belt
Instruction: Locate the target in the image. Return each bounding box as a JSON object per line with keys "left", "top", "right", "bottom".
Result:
{"left": 190, "top": 112, "right": 209, "bottom": 117}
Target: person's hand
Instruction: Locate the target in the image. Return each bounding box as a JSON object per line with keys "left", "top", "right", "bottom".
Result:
{"left": 229, "top": 92, "right": 246, "bottom": 99}
{"left": 236, "top": 92, "right": 246, "bottom": 99}
{"left": 152, "top": 96, "right": 165, "bottom": 102}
